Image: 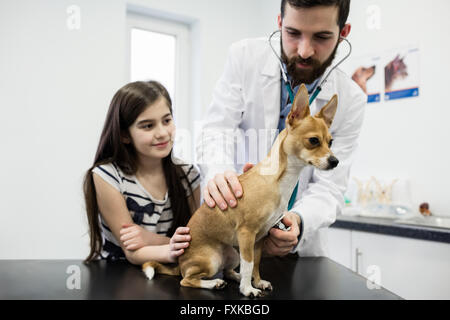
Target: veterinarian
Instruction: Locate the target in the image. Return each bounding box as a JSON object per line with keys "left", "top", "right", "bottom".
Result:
{"left": 196, "top": 0, "right": 366, "bottom": 257}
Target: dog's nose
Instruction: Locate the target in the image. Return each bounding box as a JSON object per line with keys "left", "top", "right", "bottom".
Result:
{"left": 327, "top": 156, "right": 339, "bottom": 169}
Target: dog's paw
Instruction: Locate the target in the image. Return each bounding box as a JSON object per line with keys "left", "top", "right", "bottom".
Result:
{"left": 253, "top": 279, "right": 273, "bottom": 291}
{"left": 240, "top": 285, "right": 263, "bottom": 298}
{"left": 214, "top": 279, "right": 227, "bottom": 290}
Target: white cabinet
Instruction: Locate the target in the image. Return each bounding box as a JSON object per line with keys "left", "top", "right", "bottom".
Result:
{"left": 325, "top": 228, "right": 450, "bottom": 300}
{"left": 325, "top": 228, "right": 352, "bottom": 270}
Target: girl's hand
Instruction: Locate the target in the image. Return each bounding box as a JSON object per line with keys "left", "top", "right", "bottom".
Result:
{"left": 167, "top": 227, "right": 191, "bottom": 263}
{"left": 119, "top": 223, "right": 151, "bottom": 251}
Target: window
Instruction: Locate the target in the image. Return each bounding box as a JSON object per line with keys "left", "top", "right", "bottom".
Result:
{"left": 130, "top": 28, "right": 176, "bottom": 98}
{"left": 127, "top": 13, "right": 191, "bottom": 130}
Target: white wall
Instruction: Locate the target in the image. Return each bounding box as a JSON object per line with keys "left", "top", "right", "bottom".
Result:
{"left": 259, "top": 0, "right": 281, "bottom": 36}
{"left": 0, "top": 0, "right": 127, "bottom": 259}
{"left": 342, "top": 0, "right": 450, "bottom": 217}
{"left": 1, "top": 0, "right": 449, "bottom": 260}
{"left": 262, "top": 0, "right": 450, "bottom": 218}
{"left": 0, "top": 0, "right": 265, "bottom": 259}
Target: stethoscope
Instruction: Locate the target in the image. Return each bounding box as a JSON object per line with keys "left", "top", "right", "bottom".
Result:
{"left": 268, "top": 29, "right": 353, "bottom": 212}
{"left": 268, "top": 29, "right": 353, "bottom": 106}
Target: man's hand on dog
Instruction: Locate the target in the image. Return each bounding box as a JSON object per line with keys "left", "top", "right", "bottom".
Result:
{"left": 203, "top": 164, "right": 252, "bottom": 210}
{"left": 204, "top": 163, "right": 301, "bottom": 256}
{"left": 264, "top": 212, "right": 300, "bottom": 256}
{"left": 203, "top": 163, "right": 253, "bottom": 210}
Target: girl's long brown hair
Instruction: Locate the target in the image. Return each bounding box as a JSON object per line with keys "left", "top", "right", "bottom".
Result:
{"left": 83, "top": 81, "right": 194, "bottom": 263}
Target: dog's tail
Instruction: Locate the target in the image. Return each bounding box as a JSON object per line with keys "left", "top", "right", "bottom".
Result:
{"left": 142, "top": 261, "right": 180, "bottom": 280}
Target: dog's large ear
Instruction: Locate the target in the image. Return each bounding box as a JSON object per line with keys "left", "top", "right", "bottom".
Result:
{"left": 288, "top": 84, "right": 310, "bottom": 127}
{"left": 316, "top": 94, "right": 338, "bottom": 128}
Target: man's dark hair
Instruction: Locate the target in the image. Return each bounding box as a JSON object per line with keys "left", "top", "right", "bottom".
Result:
{"left": 280, "top": 0, "right": 350, "bottom": 30}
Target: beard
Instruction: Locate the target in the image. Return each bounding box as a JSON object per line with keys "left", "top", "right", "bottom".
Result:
{"left": 281, "top": 37, "right": 339, "bottom": 87}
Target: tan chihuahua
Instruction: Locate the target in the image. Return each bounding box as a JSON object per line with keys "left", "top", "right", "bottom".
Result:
{"left": 143, "top": 84, "right": 339, "bottom": 297}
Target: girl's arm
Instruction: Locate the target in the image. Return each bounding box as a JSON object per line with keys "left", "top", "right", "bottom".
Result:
{"left": 126, "top": 227, "right": 190, "bottom": 265}
{"left": 123, "top": 187, "right": 200, "bottom": 264}
{"left": 120, "top": 224, "right": 169, "bottom": 250}
{"left": 125, "top": 244, "right": 173, "bottom": 265}
{"left": 118, "top": 186, "right": 201, "bottom": 251}
{"left": 93, "top": 173, "right": 172, "bottom": 264}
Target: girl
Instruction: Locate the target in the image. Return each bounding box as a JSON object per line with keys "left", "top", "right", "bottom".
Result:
{"left": 83, "top": 81, "right": 200, "bottom": 265}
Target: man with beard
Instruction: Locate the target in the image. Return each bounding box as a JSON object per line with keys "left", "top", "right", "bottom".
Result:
{"left": 196, "top": 0, "right": 366, "bottom": 257}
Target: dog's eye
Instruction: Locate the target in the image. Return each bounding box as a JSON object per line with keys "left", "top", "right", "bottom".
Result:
{"left": 309, "top": 137, "right": 320, "bottom": 146}
{"left": 329, "top": 139, "right": 334, "bottom": 148}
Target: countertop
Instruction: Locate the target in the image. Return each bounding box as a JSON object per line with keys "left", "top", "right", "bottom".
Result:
{"left": 0, "top": 255, "right": 401, "bottom": 300}
{"left": 331, "top": 214, "right": 450, "bottom": 244}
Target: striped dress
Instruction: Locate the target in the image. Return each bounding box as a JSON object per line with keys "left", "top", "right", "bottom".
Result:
{"left": 91, "top": 159, "right": 201, "bottom": 261}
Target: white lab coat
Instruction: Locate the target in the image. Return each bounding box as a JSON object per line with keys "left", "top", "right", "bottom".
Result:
{"left": 196, "top": 38, "right": 366, "bottom": 257}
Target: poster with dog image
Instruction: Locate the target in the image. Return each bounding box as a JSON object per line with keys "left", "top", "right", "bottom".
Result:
{"left": 383, "top": 46, "right": 420, "bottom": 101}
{"left": 343, "top": 55, "right": 383, "bottom": 103}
